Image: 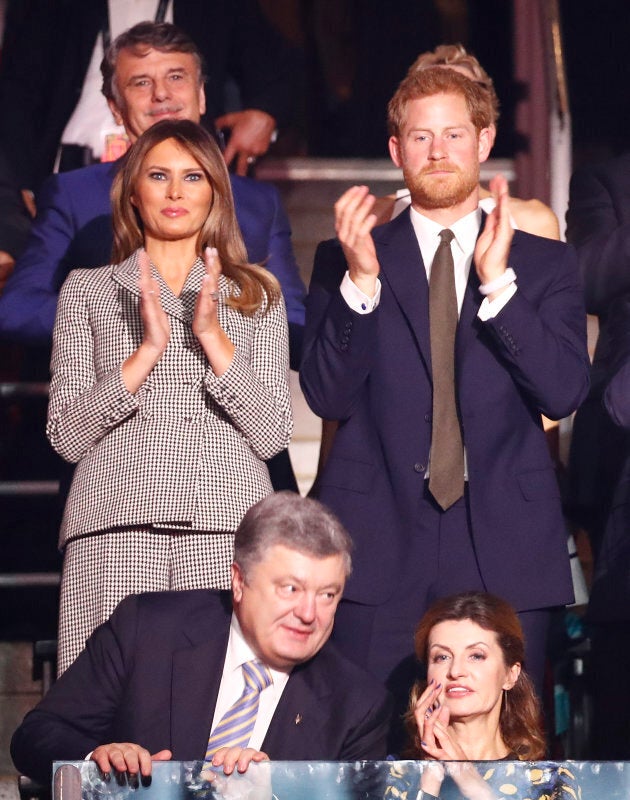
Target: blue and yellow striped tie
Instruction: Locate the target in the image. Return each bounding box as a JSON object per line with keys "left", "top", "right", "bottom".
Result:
{"left": 205, "top": 660, "right": 273, "bottom": 758}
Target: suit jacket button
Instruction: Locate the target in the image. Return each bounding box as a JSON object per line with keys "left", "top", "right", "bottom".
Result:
{"left": 424, "top": 413, "right": 432, "bottom": 423}
{"left": 413, "top": 462, "right": 425, "bottom": 473}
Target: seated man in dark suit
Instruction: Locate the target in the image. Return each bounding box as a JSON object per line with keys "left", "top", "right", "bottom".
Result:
{"left": 0, "top": 21, "right": 305, "bottom": 367}
{"left": 11, "top": 492, "right": 391, "bottom": 784}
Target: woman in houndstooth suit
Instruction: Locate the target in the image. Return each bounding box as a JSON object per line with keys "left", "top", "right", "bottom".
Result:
{"left": 47, "top": 120, "right": 293, "bottom": 673}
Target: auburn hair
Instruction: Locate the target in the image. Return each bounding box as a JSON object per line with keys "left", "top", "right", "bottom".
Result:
{"left": 404, "top": 591, "right": 546, "bottom": 760}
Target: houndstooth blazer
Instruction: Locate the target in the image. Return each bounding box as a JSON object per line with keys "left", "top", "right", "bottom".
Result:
{"left": 47, "top": 249, "right": 293, "bottom": 546}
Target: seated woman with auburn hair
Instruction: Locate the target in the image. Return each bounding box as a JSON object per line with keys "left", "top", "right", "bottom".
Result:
{"left": 386, "top": 592, "right": 581, "bottom": 800}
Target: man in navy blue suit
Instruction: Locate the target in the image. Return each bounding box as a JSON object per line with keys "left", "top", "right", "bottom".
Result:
{"left": 11, "top": 493, "right": 390, "bottom": 784}
{"left": 0, "top": 21, "right": 305, "bottom": 367}
{"left": 301, "top": 67, "right": 589, "bottom": 708}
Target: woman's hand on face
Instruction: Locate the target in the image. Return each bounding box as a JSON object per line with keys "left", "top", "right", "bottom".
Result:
{"left": 414, "top": 679, "right": 445, "bottom": 747}
{"left": 138, "top": 249, "right": 170, "bottom": 356}
{"left": 415, "top": 681, "right": 467, "bottom": 761}
{"left": 193, "top": 247, "right": 222, "bottom": 339}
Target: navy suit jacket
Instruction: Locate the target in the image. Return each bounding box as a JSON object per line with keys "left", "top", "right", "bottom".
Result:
{"left": 11, "top": 590, "right": 391, "bottom": 785}
{"left": 300, "top": 210, "right": 589, "bottom": 610}
{"left": 0, "top": 161, "right": 305, "bottom": 364}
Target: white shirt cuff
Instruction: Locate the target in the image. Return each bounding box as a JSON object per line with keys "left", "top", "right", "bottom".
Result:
{"left": 477, "top": 282, "right": 517, "bottom": 320}
{"left": 340, "top": 271, "right": 381, "bottom": 313}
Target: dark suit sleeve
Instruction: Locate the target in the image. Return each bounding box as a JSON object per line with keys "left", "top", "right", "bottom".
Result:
{"left": 0, "top": 149, "right": 31, "bottom": 257}
{"left": 566, "top": 163, "right": 630, "bottom": 316}
{"left": 300, "top": 239, "right": 379, "bottom": 420}
{"left": 603, "top": 295, "right": 630, "bottom": 429}
{"left": 263, "top": 182, "right": 305, "bottom": 368}
{"left": 481, "top": 241, "right": 590, "bottom": 420}
{"left": 10, "top": 596, "right": 141, "bottom": 785}
{"left": 0, "top": 173, "right": 76, "bottom": 344}
{"left": 337, "top": 691, "right": 392, "bottom": 761}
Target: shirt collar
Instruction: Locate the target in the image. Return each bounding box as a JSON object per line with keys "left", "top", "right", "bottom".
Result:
{"left": 409, "top": 205, "right": 482, "bottom": 257}
{"left": 228, "top": 614, "right": 291, "bottom": 685}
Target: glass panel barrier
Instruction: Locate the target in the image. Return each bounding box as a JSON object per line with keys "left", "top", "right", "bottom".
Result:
{"left": 52, "top": 760, "right": 627, "bottom": 800}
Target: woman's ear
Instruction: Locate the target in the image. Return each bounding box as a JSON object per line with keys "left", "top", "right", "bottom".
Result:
{"left": 503, "top": 662, "right": 521, "bottom": 690}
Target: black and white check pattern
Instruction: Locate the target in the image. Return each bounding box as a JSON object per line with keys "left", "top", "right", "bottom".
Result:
{"left": 57, "top": 528, "right": 235, "bottom": 673}
{"left": 48, "top": 249, "right": 292, "bottom": 673}
{"left": 48, "top": 249, "right": 293, "bottom": 544}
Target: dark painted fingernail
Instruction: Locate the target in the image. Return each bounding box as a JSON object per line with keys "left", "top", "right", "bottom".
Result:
{"left": 425, "top": 710, "right": 432, "bottom": 719}
{"left": 421, "top": 741, "right": 427, "bottom": 747}
{"left": 436, "top": 683, "right": 442, "bottom": 689}
{"left": 128, "top": 773, "right": 139, "bottom": 790}
{"left": 141, "top": 775, "right": 152, "bottom": 788}
{"left": 100, "top": 771, "right": 110, "bottom": 783}
{"left": 428, "top": 678, "right": 435, "bottom": 686}
{"left": 115, "top": 771, "right": 126, "bottom": 787}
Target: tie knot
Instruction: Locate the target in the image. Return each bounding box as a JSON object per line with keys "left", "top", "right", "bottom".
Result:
{"left": 242, "top": 660, "right": 272, "bottom": 693}
{"left": 439, "top": 228, "right": 455, "bottom": 245}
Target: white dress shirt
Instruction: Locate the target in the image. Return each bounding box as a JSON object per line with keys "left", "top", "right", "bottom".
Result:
{"left": 210, "top": 615, "right": 290, "bottom": 751}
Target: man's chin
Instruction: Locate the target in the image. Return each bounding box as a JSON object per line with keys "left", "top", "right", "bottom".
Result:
{"left": 406, "top": 171, "right": 478, "bottom": 210}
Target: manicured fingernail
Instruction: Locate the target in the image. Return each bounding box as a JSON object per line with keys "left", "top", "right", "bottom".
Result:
{"left": 436, "top": 683, "right": 442, "bottom": 690}
{"left": 428, "top": 678, "right": 435, "bottom": 686}
{"left": 421, "top": 741, "right": 427, "bottom": 747}
{"left": 141, "top": 775, "right": 152, "bottom": 788}
{"left": 425, "top": 710, "right": 432, "bottom": 719}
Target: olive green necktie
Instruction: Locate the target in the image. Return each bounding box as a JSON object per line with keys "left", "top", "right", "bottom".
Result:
{"left": 428, "top": 228, "right": 465, "bottom": 510}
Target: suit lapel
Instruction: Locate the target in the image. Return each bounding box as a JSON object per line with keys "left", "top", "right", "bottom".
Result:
{"left": 373, "top": 210, "right": 432, "bottom": 374}
{"left": 111, "top": 251, "right": 207, "bottom": 323}
{"left": 261, "top": 662, "right": 330, "bottom": 758}
{"left": 170, "top": 610, "right": 231, "bottom": 759}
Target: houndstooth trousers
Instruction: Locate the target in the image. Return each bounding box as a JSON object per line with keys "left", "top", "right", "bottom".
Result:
{"left": 57, "top": 527, "right": 234, "bottom": 675}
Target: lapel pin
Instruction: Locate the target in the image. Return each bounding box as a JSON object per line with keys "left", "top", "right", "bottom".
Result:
{"left": 294, "top": 714, "right": 302, "bottom": 725}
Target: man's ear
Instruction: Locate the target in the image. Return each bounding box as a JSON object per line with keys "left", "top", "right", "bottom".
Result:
{"left": 477, "top": 127, "right": 492, "bottom": 164}
{"left": 389, "top": 136, "right": 402, "bottom": 168}
{"left": 198, "top": 83, "right": 207, "bottom": 116}
{"left": 231, "top": 562, "right": 244, "bottom": 603}
{"left": 107, "top": 97, "right": 124, "bottom": 127}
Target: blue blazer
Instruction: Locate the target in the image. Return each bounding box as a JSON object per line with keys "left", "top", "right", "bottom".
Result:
{"left": 0, "top": 161, "right": 305, "bottom": 364}
{"left": 11, "top": 590, "right": 391, "bottom": 784}
{"left": 300, "top": 210, "right": 589, "bottom": 610}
